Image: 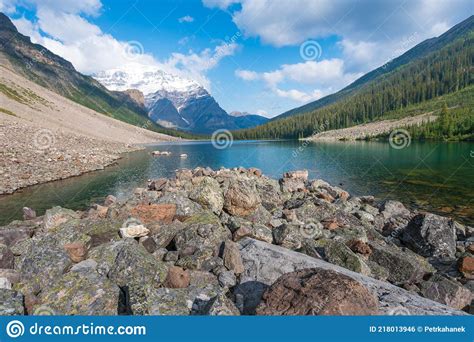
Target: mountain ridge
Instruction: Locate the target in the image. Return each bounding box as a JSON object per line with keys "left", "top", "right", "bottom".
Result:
{"left": 94, "top": 63, "right": 268, "bottom": 133}
{"left": 273, "top": 15, "right": 474, "bottom": 121}
{"left": 233, "top": 15, "right": 473, "bottom": 140}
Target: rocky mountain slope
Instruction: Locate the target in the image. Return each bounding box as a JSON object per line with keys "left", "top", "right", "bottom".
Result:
{"left": 0, "top": 63, "right": 180, "bottom": 194}
{"left": 0, "top": 13, "right": 190, "bottom": 139}
{"left": 1, "top": 168, "right": 472, "bottom": 315}
{"left": 234, "top": 15, "right": 473, "bottom": 139}
{"left": 275, "top": 15, "right": 474, "bottom": 121}
{"left": 94, "top": 64, "right": 268, "bottom": 133}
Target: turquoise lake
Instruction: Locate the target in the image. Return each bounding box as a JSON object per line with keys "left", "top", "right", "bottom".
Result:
{"left": 0, "top": 140, "right": 473, "bottom": 226}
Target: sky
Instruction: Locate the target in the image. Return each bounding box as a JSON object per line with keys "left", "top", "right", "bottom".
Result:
{"left": 1, "top": 0, "right": 472, "bottom": 117}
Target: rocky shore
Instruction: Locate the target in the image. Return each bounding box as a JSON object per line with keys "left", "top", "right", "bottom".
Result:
{"left": 307, "top": 112, "right": 437, "bottom": 141}
{"left": 0, "top": 120, "right": 139, "bottom": 194}
{"left": 0, "top": 167, "right": 472, "bottom": 315}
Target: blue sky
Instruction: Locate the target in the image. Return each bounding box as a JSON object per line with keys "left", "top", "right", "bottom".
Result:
{"left": 2, "top": 0, "right": 473, "bottom": 117}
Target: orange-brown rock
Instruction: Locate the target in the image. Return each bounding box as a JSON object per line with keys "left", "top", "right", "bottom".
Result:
{"left": 256, "top": 268, "right": 379, "bottom": 315}
{"left": 459, "top": 256, "right": 474, "bottom": 278}
{"left": 348, "top": 240, "right": 372, "bottom": 256}
{"left": 63, "top": 242, "right": 87, "bottom": 263}
{"left": 130, "top": 204, "right": 176, "bottom": 224}
{"left": 164, "top": 266, "right": 190, "bottom": 288}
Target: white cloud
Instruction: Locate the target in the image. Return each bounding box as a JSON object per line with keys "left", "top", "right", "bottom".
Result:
{"left": 204, "top": 0, "right": 472, "bottom": 72}
{"left": 6, "top": 0, "right": 236, "bottom": 91}
{"left": 236, "top": 59, "right": 361, "bottom": 103}
{"left": 275, "top": 88, "right": 323, "bottom": 103}
{"left": 235, "top": 69, "right": 258, "bottom": 81}
{"left": 256, "top": 109, "right": 269, "bottom": 117}
{"left": 202, "top": 0, "right": 238, "bottom": 10}
{"left": 178, "top": 15, "right": 194, "bottom": 23}
{"left": 160, "top": 43, "right": 238, "bottom": 90}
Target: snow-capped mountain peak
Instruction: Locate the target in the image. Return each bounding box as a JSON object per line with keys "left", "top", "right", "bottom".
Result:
{"left": 93, "top": 63, "right": 201, "bottom": 95}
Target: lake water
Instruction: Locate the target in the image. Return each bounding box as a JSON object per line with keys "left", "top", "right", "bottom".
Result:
{"left": 0, "top": 140, "right": 473, "bottom": 226}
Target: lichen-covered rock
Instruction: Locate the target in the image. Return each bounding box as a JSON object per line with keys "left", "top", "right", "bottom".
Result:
{"left": 34, "top": 270, "right": 119, "bottom": 315}
{"left": 256, "top": 268, "right": 379, "bottom": 315}
{"left": 224, "top": 179, "right": 261, "bottom": 216}
{"left": 0, "top": 220, "right": 36, "bottom": 247}
{"left": 272, "top": 223, "right": 304, "bottom": 250}
{"left": 150, "top": 220, "right": 185, "bottom": 249}
{"left": 379, "top": 200, "right": 411, "bottom": 219}
{"left": 174, "top": 212, "right": 230, "bottom": 253}
{"left": 16, "top": 236, "right": 72, "bottom": 292}
{"left": 0, "top": 289, "right": 24, "bottom": 315}
{"left": 419, "top": 274, "right": 472, "bottom": 310}
{"left": 43, "top": 206, "right": 80, "bottom": 231}
{"left": 223, "top": 240, "right": 244, "bottom": 274}
{"left": 145, "top": 284, "right": 220, "bottom": 315}
{"left": 316, "top": 240, "right": 371, "bottom": 276}
{"left": 208, "top": 293, "right": 240, "bottom": 315}
{"left": 189, "top": 177, "right": 224, "bottom": 214}
{"left": 106, "top": 239, "right": 168, "bottom": 314}
{"left": 233, "top": 223, "right": 273, "bottom": 244}
{"left": 156, "top": 192, "right": 203, "bottom": 220}
{"left": 0, "top": 244, "right": 14, "bottom": 269}
{"left": 368, "top": 241, "right": 434, "bottom": 285}
{"left": 255, "top": 178, "right": 283, "bottom": 211}
{"left": 402, "top": 213, "right": 457, "bottom": 259}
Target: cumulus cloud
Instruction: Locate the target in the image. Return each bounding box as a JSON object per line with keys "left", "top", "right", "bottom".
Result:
{"left": 204, "top": 0, "right": 472, "bottom": 71}
{"left": 236, "top": 59, "right": 361, "bottom": 103}
{"left": 6, "top": 0, "right": 237, "bottom": 90}
{"left": 160, "top": 43, "right": 238, "bottom": 89}
{"left": 178, "top": 15, "right": 194, "bottom": 23}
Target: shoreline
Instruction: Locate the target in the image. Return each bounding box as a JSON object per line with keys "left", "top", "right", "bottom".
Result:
{"left": 0, "top": 167, "right": 471, "bottom": 316}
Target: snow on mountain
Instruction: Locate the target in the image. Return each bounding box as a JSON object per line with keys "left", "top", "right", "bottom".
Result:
{"left": 93, "top": 63, "right": 201, "bottom": 95}
{"left": 93, "top": 63, "right": 264, "bottom": 133}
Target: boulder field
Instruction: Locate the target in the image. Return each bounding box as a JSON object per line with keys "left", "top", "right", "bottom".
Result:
{"left": 0, "top": 167, "right": 472, "bottom": 315}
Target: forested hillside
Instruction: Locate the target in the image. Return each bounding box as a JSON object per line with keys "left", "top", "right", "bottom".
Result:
{"left": 233, "top": 17, "right": 473, "bottom": 140}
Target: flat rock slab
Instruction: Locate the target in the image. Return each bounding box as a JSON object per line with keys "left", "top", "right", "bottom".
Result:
{"left": 236, "top": 238, "right": 467, "bottom": 315}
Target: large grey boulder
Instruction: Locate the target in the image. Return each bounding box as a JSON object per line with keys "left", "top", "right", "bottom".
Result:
{"left": 189, "top": 177, "right": 224, "bottom": 214}
{"left": 34, "top": 270, "right": 120, "bottom": 315}
{"left": 224, "top": 178, "right": 261, "bottom": 217}
{"left": 402, "top": 213, "right": 457, "bottom": 259}
{"left": 235, "top": 238, "right": 467, "bottom": 315}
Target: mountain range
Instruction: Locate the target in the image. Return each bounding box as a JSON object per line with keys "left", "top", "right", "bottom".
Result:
{"left": 0, "top": 13, "right": 266, "bottom": 135}
{"left": 93, "top": 64, "right": 268, "bottom": 133}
